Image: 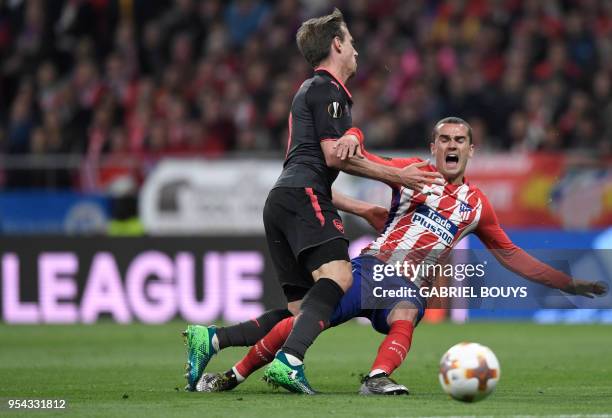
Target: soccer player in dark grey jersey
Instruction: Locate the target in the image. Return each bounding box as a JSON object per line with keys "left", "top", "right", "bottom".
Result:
{"left": 258, "top": 9, "right": 445, "bottom": 394}
{"left": 182, "top": 8, "right": 444, "bottom": 394}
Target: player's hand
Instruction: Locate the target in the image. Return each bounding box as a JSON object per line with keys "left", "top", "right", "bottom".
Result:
{"left": 397, "top": 160, "right": 445, "bottom": 195}
{"left": 334, "top": 134, "right": 364, "bottom": 160}
{"left": 563, "top": 279, "right": 608, "bottom": 298}
{"left": 362, "top": 205, "right": 389, "bottom": 232}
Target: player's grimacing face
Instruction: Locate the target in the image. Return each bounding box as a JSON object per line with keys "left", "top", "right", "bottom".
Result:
{"left": 430, "top": 123, "right": 474, "bottom": 182}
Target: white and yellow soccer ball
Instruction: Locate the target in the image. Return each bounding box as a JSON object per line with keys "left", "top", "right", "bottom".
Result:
{"left": 438, "top": 342, "right": 500, "bottom": 402}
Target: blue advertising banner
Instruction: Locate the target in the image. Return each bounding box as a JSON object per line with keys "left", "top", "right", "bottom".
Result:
{"left": 0, "top": 191, "right": 110, "bottom": 234}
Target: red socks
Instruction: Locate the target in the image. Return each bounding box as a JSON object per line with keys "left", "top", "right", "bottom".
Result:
{"left": 370, "top": 320, "right": 414, "bottom": 376}
{"left": 233, "top": 317, "right": 414, "bottom": 379}
{"left": 235, "top": 316, "right": 295, "bottom": 378}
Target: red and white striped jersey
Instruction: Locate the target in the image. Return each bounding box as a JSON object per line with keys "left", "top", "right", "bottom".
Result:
{"left": 359, "top": 154, "right": 571, "bottom": 290}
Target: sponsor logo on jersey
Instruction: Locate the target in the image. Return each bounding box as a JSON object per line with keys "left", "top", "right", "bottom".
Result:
{"left": 328, "top": 101, "right": 343, "bottom": 118}
{"left": 411, "top": 205, "right": 458, "bottom": 245}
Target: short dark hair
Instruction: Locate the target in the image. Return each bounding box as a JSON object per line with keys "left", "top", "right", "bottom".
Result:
{"left": 432, "top": 117, "right": 473, "bottom": 144}
{"left": 296, "top": 8, "right": 346, "bottom": 68}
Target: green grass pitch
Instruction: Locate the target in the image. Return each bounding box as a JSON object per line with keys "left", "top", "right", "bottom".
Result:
{"left": 1, "top": 321, "right": 611, "bottom": 417}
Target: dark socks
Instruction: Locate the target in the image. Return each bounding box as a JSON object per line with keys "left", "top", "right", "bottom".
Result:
{"left": 215, "top": 308, "right": 292, "bottom": 349}
{"left": 281, "top": 278, "right": 344, "bottom": 361}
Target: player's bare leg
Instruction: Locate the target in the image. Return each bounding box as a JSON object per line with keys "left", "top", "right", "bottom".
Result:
{"left": 360, "top": 304, "right": 419, "bottom": 395}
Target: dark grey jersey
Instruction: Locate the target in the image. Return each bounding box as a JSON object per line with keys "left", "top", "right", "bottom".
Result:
{"left": 273, "top": 68, "right": 353, "bottom": 197}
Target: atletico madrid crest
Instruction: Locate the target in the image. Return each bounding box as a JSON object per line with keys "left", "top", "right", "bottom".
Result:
{"left": 459, "top": 203, "right": 472, "bottom": 221}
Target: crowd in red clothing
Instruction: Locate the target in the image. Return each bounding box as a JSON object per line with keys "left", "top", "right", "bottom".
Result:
{"left": 1, "top": 0, "right": 611, "bottom": 186}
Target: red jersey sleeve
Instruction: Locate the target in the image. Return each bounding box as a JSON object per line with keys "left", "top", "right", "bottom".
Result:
{"left": 343, "top": 127, "right": 428, "bottom": 188}
{"left": 344, "top": 127, "right": 417, "bottom": 169}
{"left": 363, "top": 150, "right": 419, "bottom": 169}
{"left": 475, "top": 191, "right": 572, "bottom": 290}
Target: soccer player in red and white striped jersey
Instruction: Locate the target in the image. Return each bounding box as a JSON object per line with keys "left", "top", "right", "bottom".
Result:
{"left": 359, "top": 117, "right": 580, "bottom": 292}
{"left": 196, "top": 117, "right": 605, "bottom": 395}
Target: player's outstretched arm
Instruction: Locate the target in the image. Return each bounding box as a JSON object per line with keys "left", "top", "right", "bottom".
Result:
{"left": 486, "top": 246, "right": 605, "bottom": 297}
{"left": 307, "top": 80, "right": 443, "bottom": 193}
{"left": 321, "top": 131, "right": 445, "bottom": 195}
{"left": 476, "top": 194, "right": 606, "bottom": 297}
{"left": 331, "top": 189, "right": 389, "bottom": 232}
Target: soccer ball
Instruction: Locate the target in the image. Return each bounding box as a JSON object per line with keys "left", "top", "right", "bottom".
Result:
{"left": 438, "top": 342, "right": 500, "bottom": 402}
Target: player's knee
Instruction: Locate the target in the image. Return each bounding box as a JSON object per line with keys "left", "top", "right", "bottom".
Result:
{"left": 313, "top": 260, "right": 353, "bottom": 292}
{"left": 332, "top": 269, "right": 353, "bottom": 292}
{"left": 387, "top": 303, "right": 419, "bottom": 325}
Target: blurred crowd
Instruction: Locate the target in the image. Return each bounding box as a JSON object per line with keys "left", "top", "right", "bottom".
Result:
{"left": 1, "top": 0, "right": 611, "bottom": 186}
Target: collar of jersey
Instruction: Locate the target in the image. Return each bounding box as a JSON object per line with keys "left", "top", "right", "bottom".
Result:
{"left": 314, "top": 66, "right": 352, "bottom": 99}
{"left": 445, "top": 176, "right": 469, "bottom": 188}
